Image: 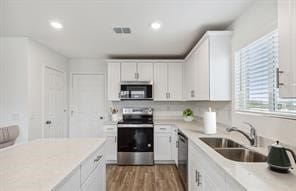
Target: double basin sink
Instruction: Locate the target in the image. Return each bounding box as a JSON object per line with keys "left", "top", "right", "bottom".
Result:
{"left": 199, "top": 137, "right": 267, "bottom": 163}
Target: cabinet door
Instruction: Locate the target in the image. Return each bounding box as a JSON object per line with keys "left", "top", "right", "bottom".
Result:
{"left": 105, "top": 135, "right": 117, "bottom": 161}
{"left": 154, "top": 133, "right": 172, "bottom": 161}
{"left": 278, "top": 0, "right": 296, "bottom": 97}
{"left": 81, "top": 160, "right": 106, "bottom": 191}
{"left": 121, "top": 62, "right": 137, "bottom": 81}
{"left": 137, "top": 63, "right": 153, "bottom": 81}
{"left": 171, "top": 127, "right": 178, "bottom": 165}
{"left": 168, "top": 63, "right": 183, "bottom": 101}
{"left": 153, "top": 63, "right": 168, "bottom": 101}
{"left": 184, "top": 56, "right": 194, "bottom": 100}
{"left": 195, "top": 39, "right": 209, "bottom": 100}
{"left": 107, "top": 62, "right": 121, "bottom": 101}
{"left": 189, "top": 158, "right": 203, "bottom": 191}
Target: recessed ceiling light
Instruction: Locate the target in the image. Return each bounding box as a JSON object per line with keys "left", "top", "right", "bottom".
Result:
{"left": 151, "top": 21, "right": 162, "bottom": 30}
{"left": 50, "top": 21, "right": 63, "bottom": 30}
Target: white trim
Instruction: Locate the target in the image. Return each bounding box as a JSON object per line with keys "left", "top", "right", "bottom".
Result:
{"left": 235, "top": 110, "right": 296, "bottom": 120}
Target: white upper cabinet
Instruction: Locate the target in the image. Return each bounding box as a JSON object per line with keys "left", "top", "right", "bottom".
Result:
{"left": 107, "top": 62, "right": 121, "bottom": 101}
{"left": 168, "top": 63, "right": 183, "bottom": 101}
{"left": 278, "top": 0, "right": 296, "bottom": 97}
{"left": 154, "top": 62, "right": 183, "bottom": 101}
{"left": 184, "top": 31, "right": 232, "bottom": 101}
{"left": 153, "top": 63, "right": 168, "bottom": 101}
{"left": 137, "top": 63, "right": 153, "bottom": 81}
{"left": 194, "top": 38, "right": 210, "bottom": 100}
{"left": 121, "top": 62, "right": 153, "bottom": 81}
{"left": 121, "top": 62, "right": 137, "bottom": 81}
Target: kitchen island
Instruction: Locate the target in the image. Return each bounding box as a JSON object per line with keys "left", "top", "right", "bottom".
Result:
{"left": 0, "top": 138, "right": 106, "bottom": 191}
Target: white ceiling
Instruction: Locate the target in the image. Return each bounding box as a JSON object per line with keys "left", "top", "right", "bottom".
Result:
{"left": 1, "top": 0, "right": 255, "bottom": 59}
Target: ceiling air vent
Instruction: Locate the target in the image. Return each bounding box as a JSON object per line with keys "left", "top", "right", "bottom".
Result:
{"left": 113, "top": 27, "right": 131, "bottom": 34}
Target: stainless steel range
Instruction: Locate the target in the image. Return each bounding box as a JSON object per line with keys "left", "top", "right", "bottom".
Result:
{"left": 117, "top": 108, "right": 154, "bottom": 165}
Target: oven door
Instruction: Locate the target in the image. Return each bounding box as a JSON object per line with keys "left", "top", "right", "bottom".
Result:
{"left": 117, "top": 124, "right": 154, "bottom": 165}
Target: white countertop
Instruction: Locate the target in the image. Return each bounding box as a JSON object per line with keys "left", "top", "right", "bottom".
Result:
{"left": 155, "top": 119, "right": 296, "bottom": 191}
{"left": 0, "top": 138, "right": 105, "bottom": 191}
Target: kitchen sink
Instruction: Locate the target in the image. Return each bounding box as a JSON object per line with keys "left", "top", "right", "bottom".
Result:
{"left": 215, "top": 148, "right": 267, "bottom": 162}
{"left": 200, "top": 137, "right": 245, "bottom": 149}
{"left": 200, "top": 137, "right": 267, "bottom": 162}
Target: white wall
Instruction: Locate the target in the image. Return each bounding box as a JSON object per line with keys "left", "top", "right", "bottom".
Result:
{"left": 28, "top": 40, "right": 68, "bottom": 140}
{"left": 0, "top": 37, "right": 69, "bottom": 142}
{"left": 0, "top": 37, "right": 29, "bottom": 143}
{"left": 229, "top": 0, "right": 296, "bottom": 147}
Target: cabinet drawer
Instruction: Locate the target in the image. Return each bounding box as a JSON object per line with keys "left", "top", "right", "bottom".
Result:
{"left": 154, "top": 125, "right": 171, "bottom": 133}
{"left": 104, "top": 125, "right": 117, "bottom": 133}
{"left": 54, "top": 167, "right": 80, "bottom": 191}
{"left": 81, "top": 146, "right": 104, "bottom": 185}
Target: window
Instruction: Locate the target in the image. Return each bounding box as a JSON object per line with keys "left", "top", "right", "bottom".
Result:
{"left": 235, "top": 30, "right": 296, "bottom": 117}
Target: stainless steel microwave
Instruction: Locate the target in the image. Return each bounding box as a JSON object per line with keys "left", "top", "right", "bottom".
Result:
{"left": 120, "top": 81, "right": 153, "bottom": 100}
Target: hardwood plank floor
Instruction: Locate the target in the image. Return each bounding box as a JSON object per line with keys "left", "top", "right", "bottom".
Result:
{"left": 107, "top": 165, "right": 185, "bottom": 191}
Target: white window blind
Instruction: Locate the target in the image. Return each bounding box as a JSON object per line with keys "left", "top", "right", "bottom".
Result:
{"left": 235, "top": 30, "right": 296, "bottom": 116}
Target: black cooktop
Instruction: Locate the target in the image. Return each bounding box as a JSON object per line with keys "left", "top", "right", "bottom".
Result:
{"left": 117, "top": 119, "right": 153, "bottom": 124}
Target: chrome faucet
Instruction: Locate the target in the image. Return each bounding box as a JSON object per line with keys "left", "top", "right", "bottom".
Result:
{"left": 226, "top": 122, "right": 257, "bottom": 147}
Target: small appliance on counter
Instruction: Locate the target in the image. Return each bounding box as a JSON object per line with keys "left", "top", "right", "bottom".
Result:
{"left": 267, "top": 141, "right": 296, "bottom": 173}
{"left": 203, "top": 107, "right": 216, "bottom": 134}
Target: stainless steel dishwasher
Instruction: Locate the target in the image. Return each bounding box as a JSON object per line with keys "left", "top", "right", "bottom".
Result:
{"left": 178, "top": 130, "right": 188, "bottom": 191}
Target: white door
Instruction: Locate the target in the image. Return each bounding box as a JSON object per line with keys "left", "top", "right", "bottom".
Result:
{"left": 137, "top": 63, "right": 153, "bottom": 81}
{"left": 70, "top": 74, "right": 105, "bottom": 138}
{"left": 44, "top": 67, "right": 67, "bottom": 138}
{"left": 168, "top": 63, "right": 183, "bottom": 101}
{"left": 121, "top": 62, "right": 137, "bottom": 81}
{"left": 153, "top": 63, "right": 168, "bottom": 101}
{"left": 154, "top": 133, "right": 172, "bottom": 161}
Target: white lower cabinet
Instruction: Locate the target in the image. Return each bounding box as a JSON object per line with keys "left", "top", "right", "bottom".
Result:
{"left": 171, "top": 127, "right": 178, "bottom": 165}
{"left": 103, "top": 125, "right": 117, "bottom": 162}
{"left": 189, "top": 140, "right": 225, "bottom": 191}
{"left": 189, "top": 140, "right": 245, "bottom": 191}
{"left": 154, "top": 125, "right": 173, "bottom": 162}
{"left": 81, "top": 159, "right": 106, "bottom": 191}
{"left": 56, "top": 145, "right": 106, "bottom": 191}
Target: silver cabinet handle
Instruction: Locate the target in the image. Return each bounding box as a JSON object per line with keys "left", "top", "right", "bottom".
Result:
{"left": 169, "top": 136, "right": 172, "bottom": 143}
{"left": 114, "top": 136, "right": 117, "bottom": 143}
{"left": 176, "top": 140, "right": 178, "bottom": 148}
{"left": 94, "top": 155, "right": 103, "bottom": 162}
{"left": 195, "top": 170, "right": 198, "bottom": 183}
{"left": 197, "top": 171, "right": 202, "bottom": 186}
{"left": 191, "top": 90, "right": 195, "bottom": 98}
{"left": 276, "top": 68, "right": 284, "bottom": 88}
{"left": 159, "top": 128, "right": 167, "bottom": 130}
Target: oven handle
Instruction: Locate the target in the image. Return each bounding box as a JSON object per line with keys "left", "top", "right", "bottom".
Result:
{"left": 117, "top": 124, "right": 154, "bottom": 128}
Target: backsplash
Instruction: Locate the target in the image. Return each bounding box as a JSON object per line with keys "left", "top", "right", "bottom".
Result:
{"left": 194, "top": 101, "right": 232, "bottom": 126}
{"left": 108, "top": 101, "right": 232, "bottom": 125}
{"left": 108, "top": 101, "right": 198, "bottom": 120}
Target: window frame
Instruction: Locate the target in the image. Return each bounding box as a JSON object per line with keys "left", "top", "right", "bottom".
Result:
{"left": 234, "top": 30, "right": 296, "bottom": 120}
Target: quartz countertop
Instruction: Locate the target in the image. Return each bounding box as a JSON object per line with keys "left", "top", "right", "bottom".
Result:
{"left": 0, "top": 138, "right": 105, "bottom": 191}
{"left": 155, "top": 119, "right": 296, "bottom": 191}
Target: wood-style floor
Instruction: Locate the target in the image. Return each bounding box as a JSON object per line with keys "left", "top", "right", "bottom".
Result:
{"left": 106, "top": 165, "right": 185, "bottom": 191}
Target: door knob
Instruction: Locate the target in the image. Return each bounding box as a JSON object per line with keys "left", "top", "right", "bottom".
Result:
{"left": 100, "top": 116, "right": 104, "bottom": 119}
{"left": 45, "top": 120, "right": 52, "bottom": 125}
